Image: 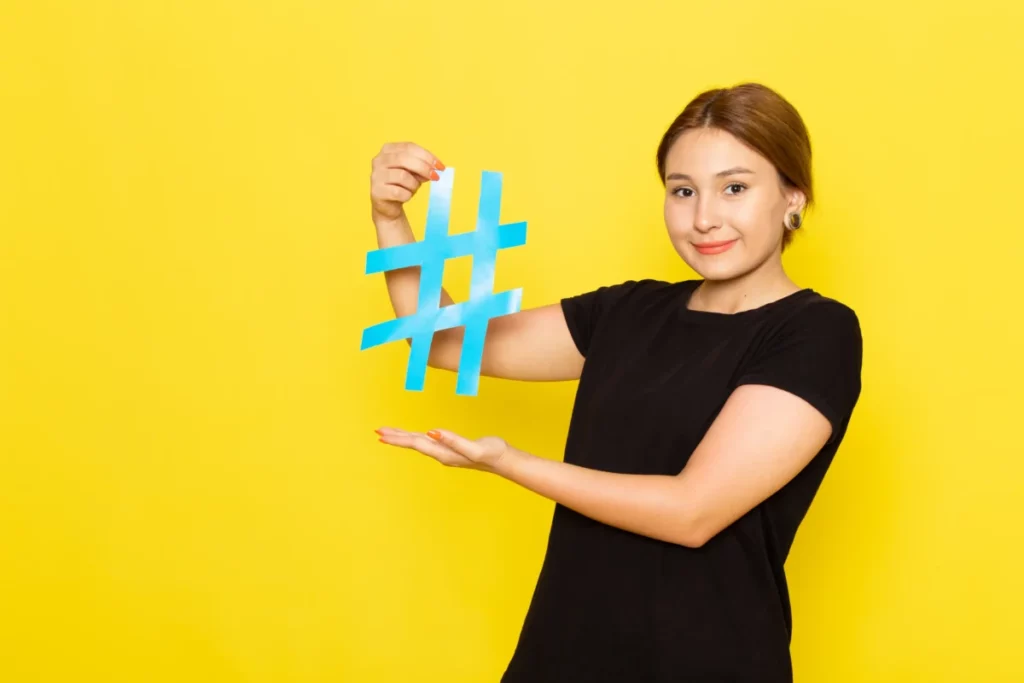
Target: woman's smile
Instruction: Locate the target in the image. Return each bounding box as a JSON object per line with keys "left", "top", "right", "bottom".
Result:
{"left": 693, "top": 239, "right": 738, "bottom": 255}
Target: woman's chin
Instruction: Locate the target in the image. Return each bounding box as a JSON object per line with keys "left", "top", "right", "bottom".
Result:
{"left": 681, "top": 252, "right": 745, "bottom": 281}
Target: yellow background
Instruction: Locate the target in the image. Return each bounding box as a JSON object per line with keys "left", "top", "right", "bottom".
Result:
{"left": 2, "top": 1, "right": 1022, "bottom": 680}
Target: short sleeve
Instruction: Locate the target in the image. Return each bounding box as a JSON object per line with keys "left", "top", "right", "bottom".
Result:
{"left": 735, "top": 302, "right": 863, "bottom": 442}
{"left": 559, "top": 280, "right": 650, "bottom": 357}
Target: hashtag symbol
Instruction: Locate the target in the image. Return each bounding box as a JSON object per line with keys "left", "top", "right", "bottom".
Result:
{"left": 360, "top": 168, "right": 527, "bottom": 396}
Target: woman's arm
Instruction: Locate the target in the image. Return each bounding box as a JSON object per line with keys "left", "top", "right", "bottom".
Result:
{"left": 370, "top": 142, "right": 585, "bottom": 382}
{"left": 393, "top": 383, "right": 832, "bottom": 548}
{"left": 494, "top": 384, "right": 832, "bottom": 546}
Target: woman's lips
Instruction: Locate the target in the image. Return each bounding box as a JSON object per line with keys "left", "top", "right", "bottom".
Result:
{"left": 693, "top": 239, "right": 738, "bottom": 255}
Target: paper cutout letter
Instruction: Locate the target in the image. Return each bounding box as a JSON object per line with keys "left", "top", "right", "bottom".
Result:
{"left": 360, "top": 168, "right": 527, "bottom": 396}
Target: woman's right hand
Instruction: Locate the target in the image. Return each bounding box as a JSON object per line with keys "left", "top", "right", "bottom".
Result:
{"left": 370, "top": 142, "right": 445, "bottom": 223}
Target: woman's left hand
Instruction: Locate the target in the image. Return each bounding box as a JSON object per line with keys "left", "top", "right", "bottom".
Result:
{"left": 376, "top": 427, "right": 511, "bottom": 473}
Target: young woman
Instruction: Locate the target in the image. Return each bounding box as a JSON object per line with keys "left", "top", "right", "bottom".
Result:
{"left": 369, "top": 82, "right": 863, "bottom": 682}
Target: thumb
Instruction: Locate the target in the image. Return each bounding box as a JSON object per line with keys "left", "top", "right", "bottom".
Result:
{"left": 427, "top": 429, "right": 480, "bottom": 459}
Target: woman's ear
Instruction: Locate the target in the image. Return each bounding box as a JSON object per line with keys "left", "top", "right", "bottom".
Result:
{"left": 787, "top": 188, "right": 807, "bottom": 215}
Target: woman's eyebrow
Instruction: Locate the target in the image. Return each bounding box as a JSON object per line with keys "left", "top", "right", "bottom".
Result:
{"left": 666, "top": 167, "right": 756, "bottom": 181}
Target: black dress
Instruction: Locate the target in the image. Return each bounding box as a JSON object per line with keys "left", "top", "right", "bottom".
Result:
{"left": 500, "top": 278, "right": 863, "bottom": 683}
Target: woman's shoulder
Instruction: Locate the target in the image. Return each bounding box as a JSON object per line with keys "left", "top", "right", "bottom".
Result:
{"left": 561, "top": 277, "right": 687, "bottom": 311}
{"left": 756, "top": 289, "right": 862, "bottom": 358}
{"left": 775, "top": 288, "right": 860, "bottom": 330}
{"left": 576, "top": 277, "right": 683, "bottom": 295}
{"left": 585, "top": 277, "right": 694, "bottom": 302}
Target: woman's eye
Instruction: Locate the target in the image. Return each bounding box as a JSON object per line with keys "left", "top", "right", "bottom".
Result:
{"left": 672, "top": 187, "right": 694, "bottom": 198}
{"left": 725, "top": 183, "right": 746, "bottom": 194}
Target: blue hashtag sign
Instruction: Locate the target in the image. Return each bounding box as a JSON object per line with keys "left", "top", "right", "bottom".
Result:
{"left": 360, "top": 168, "right": 527, "bottom": 396}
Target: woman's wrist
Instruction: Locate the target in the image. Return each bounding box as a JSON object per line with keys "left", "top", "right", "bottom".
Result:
{"left": 372, "top": 210, "right": 409, "bottom": 234}
{"left": 490, "top": 444, "right": 529, "bottom": 480}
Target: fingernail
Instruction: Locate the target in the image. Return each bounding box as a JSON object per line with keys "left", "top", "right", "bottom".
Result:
{"left": 434, "top": 160, "right": 445, "bottom": 171}
{"left": 430, "top": 170, "right": 440, "bottom": 181}
{"left": 427, "top": 430, "right": 441, "bottom": 441}
{"left": 374, "top": 428, "right": 382, "bottom": 435}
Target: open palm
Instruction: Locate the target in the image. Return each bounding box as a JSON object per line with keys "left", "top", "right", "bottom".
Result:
{"left": 376, "top": 427, "right": 509, "bottom": 473}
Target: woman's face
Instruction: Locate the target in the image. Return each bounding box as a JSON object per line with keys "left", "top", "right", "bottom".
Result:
{"left": 662, "top": 127, "right": 804, "bottom": 281}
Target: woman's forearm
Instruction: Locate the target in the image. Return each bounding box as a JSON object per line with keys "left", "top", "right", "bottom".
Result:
{"left": 492, "top": 447, "right": 704, "bottom": 547}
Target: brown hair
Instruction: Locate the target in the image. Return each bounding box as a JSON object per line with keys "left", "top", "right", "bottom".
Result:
{"left": 656, "top": 83, "right": 813, "bottom": 251}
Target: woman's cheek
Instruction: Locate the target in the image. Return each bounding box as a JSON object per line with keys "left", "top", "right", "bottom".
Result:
{"left": 730, "top": 203, "right": 770, "bottom": 241}
{"left": 663, "top": 205, "right": 690, "bottom": 237}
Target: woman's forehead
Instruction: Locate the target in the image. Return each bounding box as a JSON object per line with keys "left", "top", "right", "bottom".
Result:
{"left": 666, "top": 129, "right": 770, "bottom": 175}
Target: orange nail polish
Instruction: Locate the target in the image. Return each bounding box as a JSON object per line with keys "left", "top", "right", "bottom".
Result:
{"left": 430, "top": 170, "right": 440, "bottom": 181}
{"left": 427, "top": 430, "right": 441, "bottom": 441}
{"left": 434, "top": 160, "right": 445, "bottom": 171}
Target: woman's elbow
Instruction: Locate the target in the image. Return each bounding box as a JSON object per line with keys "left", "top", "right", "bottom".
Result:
{"left": 671, "top": 507, "right": 717, "bottom": 548}
{"left": 674, "top": 527, "right": 712, "bottom": 548}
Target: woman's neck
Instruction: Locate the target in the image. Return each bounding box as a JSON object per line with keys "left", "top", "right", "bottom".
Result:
{"left": 688, "top": 262, "right": 800, "bottom": 314}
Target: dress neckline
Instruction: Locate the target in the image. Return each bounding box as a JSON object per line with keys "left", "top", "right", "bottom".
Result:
{"left": 677, "top": 279, "right": 815, "bottom": 323}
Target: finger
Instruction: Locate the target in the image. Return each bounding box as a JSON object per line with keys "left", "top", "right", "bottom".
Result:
{"left": 393, "top": 142, "right": 444, "bottom": 171}
{"left": 379, "top": 431, "right": 473, "bottom": 467}
{"left": 379, "top": 167, "right": 424, "bottom": 193}
{"left": 414, "top": 434, "right": 470, "bottom": 465}
{"left": 376, "top": 144, "right": 443, "bottom": 175}
{"left": 426, "top": 429, "right": 483, "bottom": 460}
{"left": 370, "top": 183, "right": 413, "bottom": 204}
{"left": 376, "top": 430, "right": 419, "bottom": 448}
{"left": 377, "top": 428, "right": 439, "bottom": 445}
{"left": 375, "top": 152, "right": 436, "bottom": 182}
{"left": 376, "top": 426, "right": 413, "bottom": 437}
